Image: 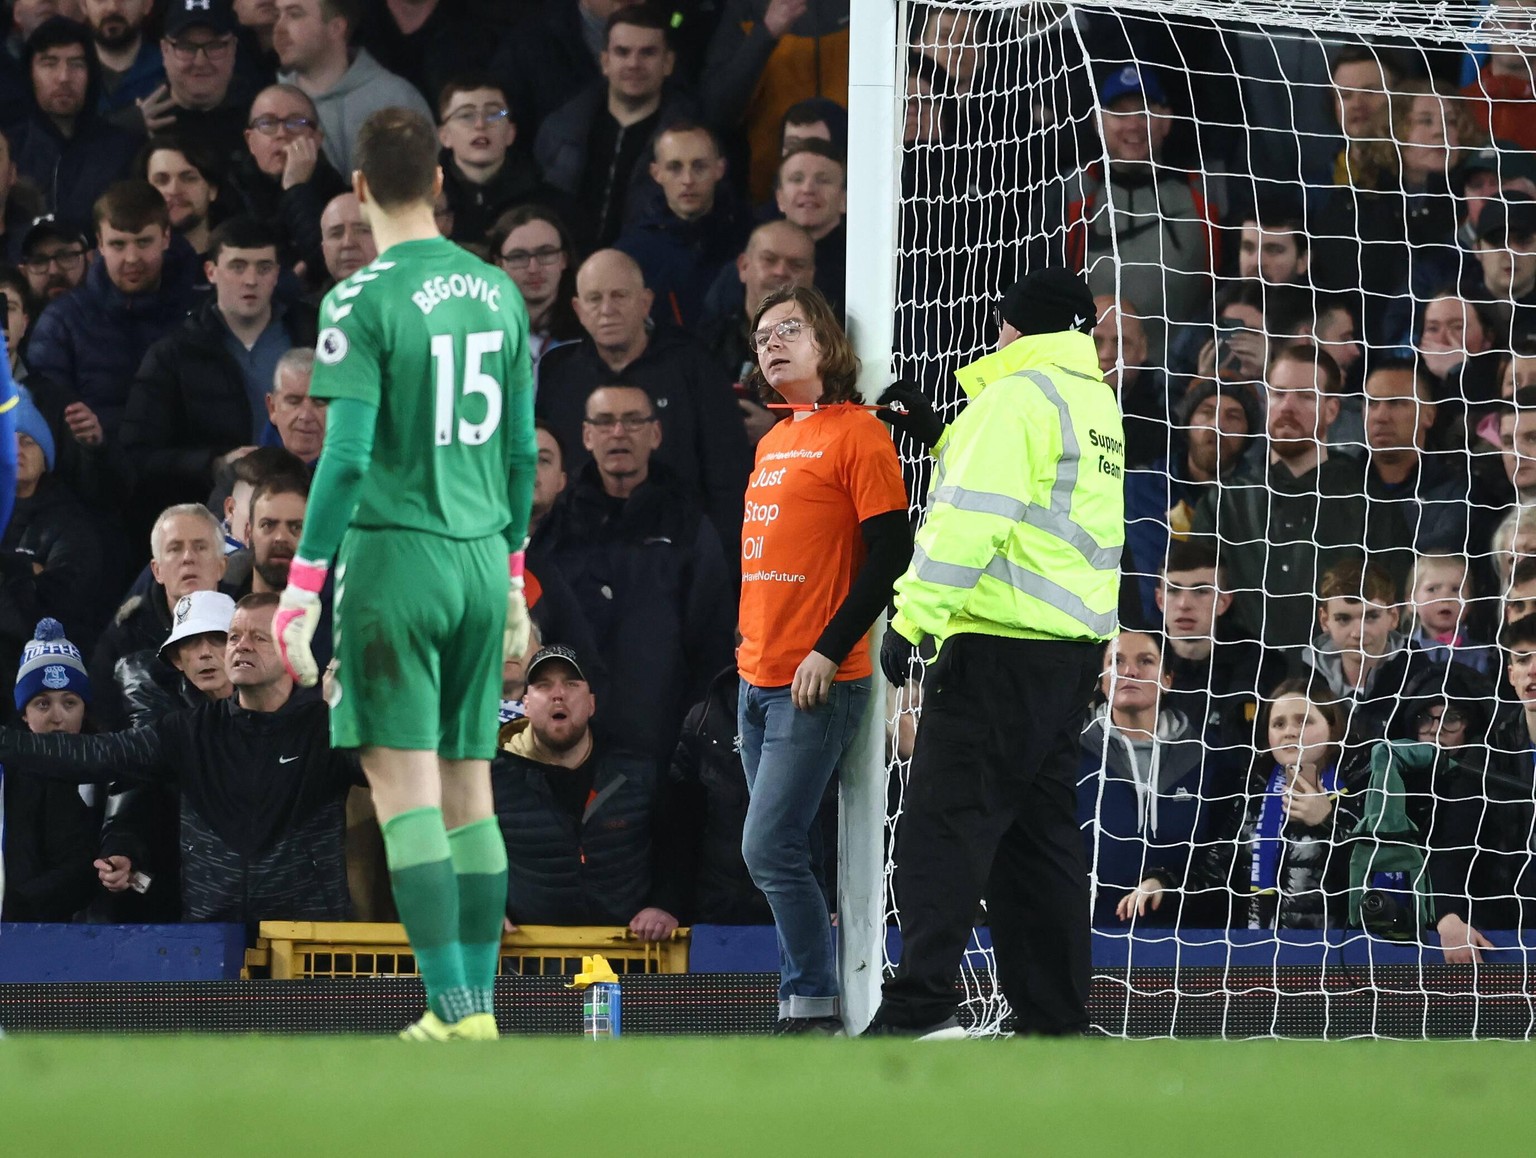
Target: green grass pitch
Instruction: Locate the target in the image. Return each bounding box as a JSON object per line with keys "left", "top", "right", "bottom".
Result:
{"left": 2, "top": 1035, "right": 1532, "bottom": 1156}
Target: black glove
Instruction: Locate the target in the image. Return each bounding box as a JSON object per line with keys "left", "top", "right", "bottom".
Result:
{"left": 880, "top": 627, "right": 934, "bottom": 686}
{"left": 875, "top": 380, "right": 945, "bottom": 450}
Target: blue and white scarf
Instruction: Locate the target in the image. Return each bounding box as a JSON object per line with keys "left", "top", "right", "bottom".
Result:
{"left": 1250, "top": 762, "right": 1344, "bottom": 894}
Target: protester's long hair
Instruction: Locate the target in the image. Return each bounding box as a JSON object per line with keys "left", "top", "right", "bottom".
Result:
{"left": 743, "top": 284, "right": 861, "bottom": 406}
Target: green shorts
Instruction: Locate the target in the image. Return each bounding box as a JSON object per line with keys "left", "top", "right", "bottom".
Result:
{"left": 328, "top": 527, "right": 507, "bottom": 759}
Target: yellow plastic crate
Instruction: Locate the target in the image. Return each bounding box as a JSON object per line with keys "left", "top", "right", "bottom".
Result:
{"left": 244, "top": 922, "right": 689, "bottom": 979}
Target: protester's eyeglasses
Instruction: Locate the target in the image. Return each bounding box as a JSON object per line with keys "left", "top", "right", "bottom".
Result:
{"left": 748, "top": 318, "right": 808, "bottom": 354}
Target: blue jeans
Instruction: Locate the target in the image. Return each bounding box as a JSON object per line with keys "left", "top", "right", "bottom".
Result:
{"left": 738, "top": 676, "right": 870, "bottom": 1019}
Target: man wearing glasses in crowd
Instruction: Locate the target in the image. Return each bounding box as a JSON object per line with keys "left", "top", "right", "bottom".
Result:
{"left": 534, "top": 383, "right": 735, "bottom": 768}
{"left": 19, "top": 216, "right": 90, "bottom": 303}
{"left": 131, "top": 0, "right": 252, "bottom": 161}
{"left": 227, "top": 82, "right": 347, "bottom": 284}
{"left": 437, "top": 74, "right": 551, "bottom": 246}
{"left": 487, "top": 204, "right": 580, "bottom": 374}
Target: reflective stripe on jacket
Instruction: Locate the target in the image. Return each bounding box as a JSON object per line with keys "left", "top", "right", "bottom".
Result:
{"left": 891, "top": 330, "right": 1126, "bottom": 645}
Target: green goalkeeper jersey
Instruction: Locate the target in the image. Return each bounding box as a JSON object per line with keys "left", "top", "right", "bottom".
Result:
{"left": 309, "top": 236, "right": 536, "bottom": 542}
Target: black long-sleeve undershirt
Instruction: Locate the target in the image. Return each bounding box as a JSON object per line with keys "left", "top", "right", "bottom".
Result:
{"left": 812, "top": 509, "right": 914, "bottom": 665}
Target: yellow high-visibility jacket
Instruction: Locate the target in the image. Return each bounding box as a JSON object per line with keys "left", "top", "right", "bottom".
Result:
{"left": 891, "top": 330, "right": 1126, "bottom": 646}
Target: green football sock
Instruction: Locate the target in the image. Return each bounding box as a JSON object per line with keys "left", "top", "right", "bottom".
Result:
{"left": 448, "top": 817, "right": 509, "bottom": 1017}
{"left": 382, "top": 806, "right": 473, "bottom": 1024}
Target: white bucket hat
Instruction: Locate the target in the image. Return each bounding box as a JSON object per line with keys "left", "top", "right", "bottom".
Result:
{"left": 160, "top": 591, "right": 237, "bottom": 660}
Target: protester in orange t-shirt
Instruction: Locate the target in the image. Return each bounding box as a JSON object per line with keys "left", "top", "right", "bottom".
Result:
{"left": 735, "top": 285, "right": 911, "bottom": 1034}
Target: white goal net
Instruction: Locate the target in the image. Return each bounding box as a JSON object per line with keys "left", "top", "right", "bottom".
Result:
{"left": 873, "top": 0, "right": 1536, "bottom": 1038}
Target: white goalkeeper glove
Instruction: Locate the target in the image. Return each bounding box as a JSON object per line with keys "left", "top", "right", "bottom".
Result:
{"left": 505, "top": 550, "right": 531, "bottom": 662}
{"left": 275, "top": 556, "right": 327, "bottom": 687}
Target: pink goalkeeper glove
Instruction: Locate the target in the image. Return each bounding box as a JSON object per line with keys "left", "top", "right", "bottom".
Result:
{"left": 275, "top": 556, "right": 327, "bottom": 687}
{"left": 505, "top": 550, "right": 530, "bottom": 661}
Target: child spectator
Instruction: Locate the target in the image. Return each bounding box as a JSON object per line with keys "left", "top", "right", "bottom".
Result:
{"left": 0, "top": 618, "right": 99, "bottom": 921}
{"left": 436, "top": 74, "right": 548, "bottom": 247}
{"left": 1298, "top": 557, "right": 1491, "bottom": 761}
{"left": 1078, "top": 628, "right": 1233, "bottom": 927}
{"left": 1300, "top": 558, "right": 1405, "bottom": 699}
{"left": 1488, "top": 502, "right": 1536, "bottom": 592}
{"left": 1191, "top": 677, "right": 1360, "bottom": 931}
{"left": 1407, "top": 552, "right": 1495, "bottom": 676}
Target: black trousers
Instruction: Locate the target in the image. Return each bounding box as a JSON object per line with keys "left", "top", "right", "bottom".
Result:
{"left": 879, "top": 633, "right": 1101, "bottom": 1033}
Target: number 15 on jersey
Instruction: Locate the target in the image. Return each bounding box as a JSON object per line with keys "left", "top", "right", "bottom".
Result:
{"left": 432, "top": 330, "right": 506, "bottom": 448}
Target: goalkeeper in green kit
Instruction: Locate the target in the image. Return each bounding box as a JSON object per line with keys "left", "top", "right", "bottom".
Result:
{"left": 274, "top": 107, "right": 537, "bottom": 1042}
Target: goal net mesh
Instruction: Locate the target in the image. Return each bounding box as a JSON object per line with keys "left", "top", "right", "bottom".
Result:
{"left": 883, "top": 0, "right": 1536, "bottom": 1037}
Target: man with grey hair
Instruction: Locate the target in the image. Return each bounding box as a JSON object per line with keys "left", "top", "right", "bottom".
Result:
{"left": 89, "top": 503, "right": 230, "bottom": 730}
{"left": 266, "top": 348, "right": 326, "bottom": 463}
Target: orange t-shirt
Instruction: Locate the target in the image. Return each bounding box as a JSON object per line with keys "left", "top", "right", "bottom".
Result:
{"left": 736, "top": 405, "right": 907, "bottom": 687}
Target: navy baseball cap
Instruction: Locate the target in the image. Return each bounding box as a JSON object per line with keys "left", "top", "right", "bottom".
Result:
{"left": 1100, "top": 65, "right": 1167, "bottom": 108}
{"left": 164, "top": 0, "right": 238, "bottom": 37}
{"left": 1461, "top": 144, "right": 1536, "bottom": 187}
{"left": 20, "top": 214, "right": 89, "bottom": 256}
{"left": 1474, "top": 194, "right": 1536, "bottom": 245}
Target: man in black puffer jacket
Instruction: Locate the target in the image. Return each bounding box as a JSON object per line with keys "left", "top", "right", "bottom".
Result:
{"left": 534, "top": 385, "right": 735, "bottom": 768}
{"left": 0, "top": 594, "right": 358, "bottom": 922}
{"left": 25, "top": 181, "right": 202, "bottom": 442}
{"left": 123, "top": 219, "right": 318, "bottom": 516}
{"left": 492, "top": 646, "right": 683, "bottom": 936}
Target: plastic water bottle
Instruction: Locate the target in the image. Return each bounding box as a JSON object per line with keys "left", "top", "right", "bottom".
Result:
{"left": 582, "top": 980, "right": 622, "bottom": 1039}
{"left": 569, "top": 954, "right": 622, "bottom": 1039}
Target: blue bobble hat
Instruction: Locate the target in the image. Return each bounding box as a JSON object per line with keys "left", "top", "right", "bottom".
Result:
{"left": 1100, "top": 64, "right": 1167, "bottom": 108}
{"left": 15, "top": 618, "right": 91, "bottom": 710}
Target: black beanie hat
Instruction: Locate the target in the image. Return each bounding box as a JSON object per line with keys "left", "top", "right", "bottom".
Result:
{"left": 999, "top": 267, "right": 1097, "bottom": 337}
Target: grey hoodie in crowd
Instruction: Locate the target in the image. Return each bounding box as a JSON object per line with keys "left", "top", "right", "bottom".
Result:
{"left": 280, "top": 48, "right": 434, "bottom": 175}
{"left": 1300, "top": 630, "right": 1413, "bottom": 702}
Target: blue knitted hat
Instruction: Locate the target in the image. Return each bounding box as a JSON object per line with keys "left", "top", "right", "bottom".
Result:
{"left": 15, "top": 389, "right": 55, "bottom": 471}
{"left": 15, "top": 618, "right": 90, "bottom": 710}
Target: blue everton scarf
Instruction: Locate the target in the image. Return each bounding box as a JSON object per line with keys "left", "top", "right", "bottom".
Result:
{"left": 1250, "top": 762, "right": 1344, "bottom": 894}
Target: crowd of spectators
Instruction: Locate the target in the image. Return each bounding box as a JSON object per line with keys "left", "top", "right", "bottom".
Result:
{"left": 7, "top": 0, "right": 1536, "bottom": 965}
{"left": 0, "top": 0, "right": 855, "bottom": 941}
